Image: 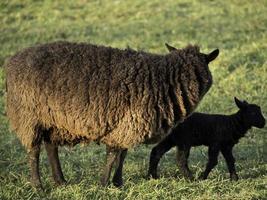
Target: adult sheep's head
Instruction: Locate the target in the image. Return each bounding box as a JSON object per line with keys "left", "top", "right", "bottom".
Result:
{"left": 165, "top": 43, "right": 219, "bottom": 91}
{"left": 165, "top": 43, "right": 219, "bottom": 115}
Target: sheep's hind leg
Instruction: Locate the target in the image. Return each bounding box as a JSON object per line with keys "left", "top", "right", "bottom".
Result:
{"left": 28, "top": 144, "right": 42, "bottom": 189}
{"left": 44, "top": 139, "right": 66, "bottom": 186}
{"left": 112, "top": 149, "right": 127, "bottom": 187}
{"left": 100, "top": 146, "right": 121, "bottom": 186}
{"left": 176, "top": 146, "right": 193, "bottom": 180}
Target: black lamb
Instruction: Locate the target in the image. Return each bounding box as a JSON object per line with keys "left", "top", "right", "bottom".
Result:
{"left": 148, "top": 97, "right": 265, "bottom": 180}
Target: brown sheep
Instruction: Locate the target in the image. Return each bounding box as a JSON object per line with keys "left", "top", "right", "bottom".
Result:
{"left": 5, "top": 41, "right": 219, "bottom": 188}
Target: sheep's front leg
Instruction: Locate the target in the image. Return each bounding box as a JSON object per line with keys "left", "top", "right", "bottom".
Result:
{"left": 148, "top": 137, "right": 175, "bottom": 179}
{"left": 112, "top": 149, "right": 127, "bottom": 187}
{"left": 221, "top": 145, "right": 238, "bottom": 181}
{"left": 100, "top": 146, "right": 121, "bottom": 186}
{"left": 199, "top": 145, "right": 220, "bottom": 180}
{"left": 28, "top": 144, "right": 42, "bottom": 189}
{"left": 44, "top": 140, "right": 66, "bottom": 185}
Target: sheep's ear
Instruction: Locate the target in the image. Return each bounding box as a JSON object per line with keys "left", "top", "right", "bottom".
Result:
{"left": 165, "top": 43, "right": 177, "bottom": 52}
{"left": 206, "top": 49, "right": 219, "bottom": 63}
{"left": 234, "top": 97, "right": 248, "bottom": 109}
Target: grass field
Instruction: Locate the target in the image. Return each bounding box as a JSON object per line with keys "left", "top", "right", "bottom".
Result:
{"left": 0, "top": 0, "right": 267, "bottom": 199}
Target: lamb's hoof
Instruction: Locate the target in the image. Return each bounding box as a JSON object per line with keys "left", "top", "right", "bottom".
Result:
{"left": 185, "top": 175, "right": 194, "bottom": 181}
{"left": 230, "top": 174, "right": 239, "bottom": 181}
{"left": 198, "top": 174, "right": 207, "bottom": 181}
{"left": 147, "top": 173, "right": 159, "bottom": 179}
{"left": 113, "top": 179, "right": 123, "bottom": 187}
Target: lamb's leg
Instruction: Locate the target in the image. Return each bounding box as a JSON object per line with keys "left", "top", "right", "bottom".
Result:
{"left": 221, "top": 145, "right": 238, "bottom": 181}
{"left": 100, "top": 146, "right": 121, "bottom": 186}
{"left": 28, "top": 144, "right": 42, "bottom": 189}
{"left": 44, "top": 140, "right": 66, "bottom": 185}
{"left": 112, "top": 149, "right": 127, "bottom": 187}
{"left": 176, "top": 146, "right": 193, "bottom": 180}
{"left": 199, "top": 145, "right": 220, "bottom": 180}
{"left": 148, "top": 137, "right": 175, "bottom": 179}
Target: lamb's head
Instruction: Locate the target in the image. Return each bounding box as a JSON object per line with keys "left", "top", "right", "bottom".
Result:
{"left": 234, "top": 97, "right": 266, "bottom": 128}
{"left": 165, "top": 43, "right": 219, "bottom": 101}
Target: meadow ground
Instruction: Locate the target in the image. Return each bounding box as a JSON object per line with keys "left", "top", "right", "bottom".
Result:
{"left": 0, "top": 0, "right": 266, "bottom": 199}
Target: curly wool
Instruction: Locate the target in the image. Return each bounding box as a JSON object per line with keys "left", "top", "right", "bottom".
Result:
{"left": 5, "top": 41, "right": 212, "bottom": 150}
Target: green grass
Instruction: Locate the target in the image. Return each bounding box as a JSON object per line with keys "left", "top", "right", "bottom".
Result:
{"left": 0, "top": 0, "right": 267, "bottom": 199}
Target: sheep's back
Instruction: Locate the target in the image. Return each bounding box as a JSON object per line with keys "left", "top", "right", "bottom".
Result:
{"left": 5, "top": 42, "right": 212, "bottom": 149}
{"left": 5, "top": 42, "right": 172, "bottom": 149}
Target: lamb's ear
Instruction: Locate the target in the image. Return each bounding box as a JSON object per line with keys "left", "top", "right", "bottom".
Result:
{"left": 165, "top": 43, "right": 177, "bottom": 52}
{"left": 206, "top": 49, "right": 219, "bottom": 63}
{"left": 234, "top": 97, "right": 248, "bottom": 109}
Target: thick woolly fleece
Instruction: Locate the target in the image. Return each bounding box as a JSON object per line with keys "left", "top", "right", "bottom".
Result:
{"left": 5, "top": 41, "right": 213, "bottom": 151}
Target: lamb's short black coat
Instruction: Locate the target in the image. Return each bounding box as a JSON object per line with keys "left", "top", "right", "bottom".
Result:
{"left": 148, "top": 97, "right": 265, "bottom": 180}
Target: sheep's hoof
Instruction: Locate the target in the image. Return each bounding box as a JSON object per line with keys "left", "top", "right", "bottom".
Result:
{"left": 100, "top": 177, "right": 109, "bottom": 187}
{"left": 31, "top": 182, "right": 44, "bottom": 192}
{"left": 30, "top": 179, "right": 43, "bottom": 191}
{"left": 181, "top": 171, "right": 194, "bottom": 181}
{"left": 55, "top": 179, "right": 67, "bottom": 186}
